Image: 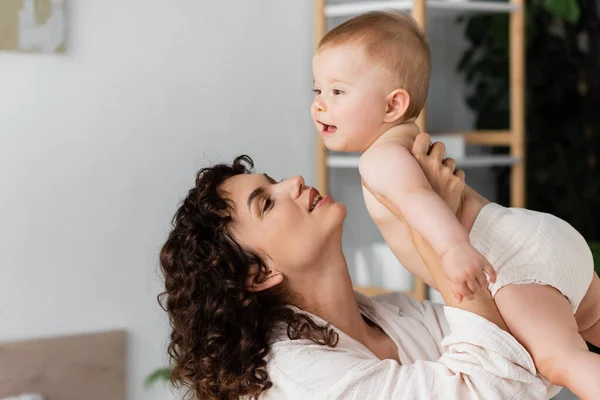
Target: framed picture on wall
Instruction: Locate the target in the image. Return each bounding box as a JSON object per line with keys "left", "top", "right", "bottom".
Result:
{"left": 0, "top": 0, "right": 66, "bottom": 53}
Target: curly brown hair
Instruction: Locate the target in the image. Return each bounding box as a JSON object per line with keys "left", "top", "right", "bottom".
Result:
{"left": 158, "top": 155, "right": 339, "bottom": 400}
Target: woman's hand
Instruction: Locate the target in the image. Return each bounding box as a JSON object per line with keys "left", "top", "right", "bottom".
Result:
{"left": 411, "top": 132, "right": 465, "bottom": 215}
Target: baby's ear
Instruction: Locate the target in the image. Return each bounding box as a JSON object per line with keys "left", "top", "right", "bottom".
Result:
{"left": 384, "top": 89, "right": 411, "bottom": 123}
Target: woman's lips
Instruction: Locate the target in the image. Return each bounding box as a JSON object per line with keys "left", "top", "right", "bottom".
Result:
{"left": 314, "top": 195, "right": 331, "bottom": 209}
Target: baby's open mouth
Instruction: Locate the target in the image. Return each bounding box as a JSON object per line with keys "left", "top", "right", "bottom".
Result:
{"left": 318, "top": 121, "right": 337, "bottom": 134}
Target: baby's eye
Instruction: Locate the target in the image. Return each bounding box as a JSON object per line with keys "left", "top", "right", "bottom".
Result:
{"left": 333, "top": 89, "right": 344, "bottom": 95}
{"left": 312, "top": 88, "right": 321, "bottom": 95}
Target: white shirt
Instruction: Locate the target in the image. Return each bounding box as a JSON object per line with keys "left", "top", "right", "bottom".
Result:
{"left": 261, "top": 292, "right": 560, "bottom": 399}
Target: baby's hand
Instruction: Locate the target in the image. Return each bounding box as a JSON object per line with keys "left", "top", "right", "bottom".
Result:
{"left": 441, "top": 243, "right": 497, "bottom": 302}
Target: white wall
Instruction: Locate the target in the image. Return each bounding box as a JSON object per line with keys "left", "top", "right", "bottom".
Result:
{"left": 0, "top": 1, "right": 313, "bottom": 399}
{"left": 0, "top": 1, "right": 501, "bottom": 399}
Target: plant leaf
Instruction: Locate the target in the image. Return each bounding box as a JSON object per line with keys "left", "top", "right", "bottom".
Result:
{"left": 145, "top": 367, "right": 172, "bottom": 388}
{"left": 544, "top": 0, "right": 580, "bottom": 23}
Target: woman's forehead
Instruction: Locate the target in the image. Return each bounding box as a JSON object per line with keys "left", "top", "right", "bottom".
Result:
{"left": 221, "top": 173, "right": 260, "bottom": 200}
{"left": 223, "top": 173, "right": 271, "bottom": 194}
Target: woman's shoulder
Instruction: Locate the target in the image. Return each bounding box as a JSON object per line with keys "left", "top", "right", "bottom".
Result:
{"left": 356, "top": 290, "right": 444, "bottom": 319}
{"left": 266, "top": 333, "right": 373, "bottom": 398}
{"left": 356, "top": 291, "right": 450, "bottom": 342}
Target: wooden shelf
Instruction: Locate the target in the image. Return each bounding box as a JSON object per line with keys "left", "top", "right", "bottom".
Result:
{"left": 327, "top": 153, "right": 521, "bottom": 168}
{"left": 429, "top": 0, "right": 519, "bottom": 12}
{"left": 454, "top": 155, "right": 521, "bottom": 167}
{"left": 325, "top": 0, "right": 520, "bottom": 18}
{"left": 463, "top": 130, "right": 513, "bottom": 146}
{"left": 326, "top": 1, "right": 412, "bottom": 17}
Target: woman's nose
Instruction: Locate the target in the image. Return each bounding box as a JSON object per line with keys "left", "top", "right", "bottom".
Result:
{"left": 281, "top": 175, "right": 305, "bottom": 199}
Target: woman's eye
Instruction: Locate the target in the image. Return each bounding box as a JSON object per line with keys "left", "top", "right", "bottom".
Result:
{"left": 263, "top": 198, "right": 273, "bottom": 214}
{"left": 333, "top": 89, "right": 344, "bottom": 95}
{"left": 312, "top": 89, "right": 321, "bottom": 95}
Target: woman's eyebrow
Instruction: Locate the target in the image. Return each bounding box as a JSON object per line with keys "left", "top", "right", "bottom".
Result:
{"left": 263, "top": 173, "right": 277, "bottom": 184}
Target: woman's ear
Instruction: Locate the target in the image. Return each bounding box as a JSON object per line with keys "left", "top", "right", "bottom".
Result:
{"left": 246, "top": 269, "right": 284, "bottom": 293}
{"left": 384, "top": 89, "right": 411, "bottom": 123}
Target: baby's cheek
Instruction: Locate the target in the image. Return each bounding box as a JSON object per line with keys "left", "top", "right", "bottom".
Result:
{"left": 350, "top": 101, "right": 378, "bottom": 124}
{"left": 346, "top": 101, "right": 367, "bottom": 119}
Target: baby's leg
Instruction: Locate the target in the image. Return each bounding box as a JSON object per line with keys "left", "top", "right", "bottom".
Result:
{"left": 495, "top": 284, "right": 600, "bottom": 400}
{"left": 575, "top": 273, "right": 600, "bottom": 347}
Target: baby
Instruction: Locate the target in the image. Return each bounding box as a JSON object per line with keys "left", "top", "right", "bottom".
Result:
{"left": 311, "top": 11, "right": 600, "bottom": 398}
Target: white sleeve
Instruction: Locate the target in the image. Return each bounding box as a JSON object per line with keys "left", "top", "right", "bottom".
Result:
{"left": 267, "top": 301, "right": 556, "bottom": 400}
{"left": 375, "top": 292, "right": 450, "bottom": 347}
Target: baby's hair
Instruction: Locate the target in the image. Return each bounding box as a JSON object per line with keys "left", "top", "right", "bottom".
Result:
{"left": 317, "top": 11, "right": 431, "bottom": 121}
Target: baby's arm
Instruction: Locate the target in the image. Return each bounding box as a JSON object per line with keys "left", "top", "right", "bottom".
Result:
{"left": 359, "top": 143, "right": 494, "bottom": 300}
{"left": 360, "top": 144, "right": 466, "bottom": 254}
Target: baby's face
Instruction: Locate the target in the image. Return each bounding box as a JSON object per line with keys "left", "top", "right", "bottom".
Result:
{"left": 312, "top": 44, "right": 390, "bottom": 152}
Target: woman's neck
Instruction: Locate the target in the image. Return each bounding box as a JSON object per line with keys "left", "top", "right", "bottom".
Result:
{"left": 295, "top": 251, "right": 373, "bottom": 345}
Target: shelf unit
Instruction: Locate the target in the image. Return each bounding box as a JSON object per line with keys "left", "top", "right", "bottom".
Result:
{"left": 327, "top": 153, "right": 521, "bottom": 168}
{"left": 325, "top": 0, "right": 520, "bottom": 16}
{"left": 314, "top": 0, "right": 525, "bottom": 300}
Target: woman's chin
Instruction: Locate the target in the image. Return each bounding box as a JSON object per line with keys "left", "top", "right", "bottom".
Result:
{"left": 339, "top": 203, "right": 348, "bottom": 220}
{"left": 330, "top": 204, "right": 348, "bottom": 233}
{"left": 330, "top": 201, "right": 348, "bottom": 222}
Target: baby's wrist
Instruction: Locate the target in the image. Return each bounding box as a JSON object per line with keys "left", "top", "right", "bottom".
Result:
{"left": 440, "top": 241, "right": 471, "bottom": 260}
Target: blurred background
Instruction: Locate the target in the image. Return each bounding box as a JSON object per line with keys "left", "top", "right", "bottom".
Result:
{"left": 0, "top": 1, "right": 597, "bottom": 399}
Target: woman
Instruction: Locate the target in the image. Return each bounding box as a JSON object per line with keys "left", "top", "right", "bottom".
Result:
{"left": 158, "top": 133, "right": 558, "bottom": 399}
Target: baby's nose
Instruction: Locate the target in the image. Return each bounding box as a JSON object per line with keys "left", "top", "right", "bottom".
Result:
{"left": 313, "top": 99, "right": 326, "bottom": 112}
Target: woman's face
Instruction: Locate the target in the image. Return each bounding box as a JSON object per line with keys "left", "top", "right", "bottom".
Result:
{"left": 221, "top": 173, "right": 347, "bottom": 279}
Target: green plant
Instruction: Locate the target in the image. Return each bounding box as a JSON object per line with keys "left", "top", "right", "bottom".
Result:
{"left": 457, "top": 0, "right": 600, "bottom": 241}
{"left": 145, "top": 367, "right": 171, "bottom": 388}
{"left": 542, "top": 0, "right": 580, "bottom": 23}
